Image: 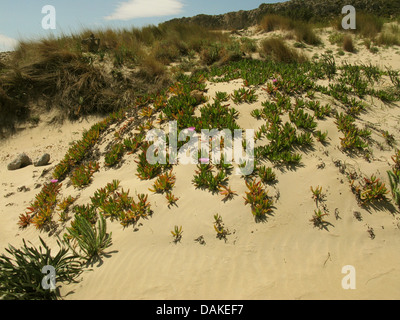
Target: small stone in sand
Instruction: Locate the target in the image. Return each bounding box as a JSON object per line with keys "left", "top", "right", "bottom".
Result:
{"left": 34, "top": 153, "right": 50, "bottom": 167}
{"left": 7, "top": 153, "right": 32, "bottom": 171}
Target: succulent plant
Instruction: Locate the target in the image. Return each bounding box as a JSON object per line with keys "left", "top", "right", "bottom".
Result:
{"left": 171, "top": 226, "right": 183, "bottom": 243}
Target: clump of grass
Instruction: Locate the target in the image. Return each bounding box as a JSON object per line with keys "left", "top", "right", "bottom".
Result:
{"left": 294, "top": 42, "right": 307, "bottom": 48}
{"left": 259, "top": 38, "right": 307, "bottom": 63}
{"left": 376, "top": 31, "right": 400, "bottom": 46}
{"left": 151, "top": 40, "right": 180, "bottom": 64}
{"left": 293, "top": 22, "right": 321, "bottom": 46}
{"left": 240, "top": 37, "right": 258, "bottom": 53}
{"left": 343, "top": 35, "right": 356, "bottom": 53}
{"left": 386, "top": 67, "right": 400, "bottom": 89}
{"left": 64, "top": 213, "right": 112, "bottom": 262}
{"left": 334, "top": 12, "right": 384, "bottom": 39}
{"left": 319, "top": 53, "right": 337, "bottom": 80}
{"left": 259, "top": 14, "right": 293, "bottom": 32}
{"left": 259, "top": 14, "right": 320, "bottom": 46}
{"left": 137, "top": 55, "right": 167, "bottom": 82}
{"left": 5, "top": 40, "right": 134, "bottom": 120}
{"left": 370, "top": 46, "right": 379, "bottom": 54}
{"left": 0, "top": 22, "right": 236, "bottom": 135}
{"left": 200, "top": 43, "right": 223, "bottom": 65}
{"left": 355, "top": 13, "right": 385, "bottom": 39}
{"left": 200, "top": 41, "right": 242, "bottom": 66}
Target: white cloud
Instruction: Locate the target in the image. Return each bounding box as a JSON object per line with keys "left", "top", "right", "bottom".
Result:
{"left": 0, "top": 34, "right": 18, "bottom": 52}
{"left": 105, "top": 0, "right": 184, "bottom": 21}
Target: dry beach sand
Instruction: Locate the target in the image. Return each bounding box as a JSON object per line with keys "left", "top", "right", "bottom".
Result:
{"left": 1, "top": 26, "right": 400, "bottom": 300}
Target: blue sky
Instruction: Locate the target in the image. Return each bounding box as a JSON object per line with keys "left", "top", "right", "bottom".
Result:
{"left": 0, "top": 0, "right": 283, "bottom": 51}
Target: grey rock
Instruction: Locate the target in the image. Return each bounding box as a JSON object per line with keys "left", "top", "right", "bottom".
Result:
{"left": 7, "top": 153, "right": 32, "bottom": 171}
{"left": 34, "top": 153, "right": 50, "bottom": 167}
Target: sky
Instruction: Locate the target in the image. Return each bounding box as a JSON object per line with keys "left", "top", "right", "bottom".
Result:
{"left": 0, "top": 0, "right": 283, "bottom": 51}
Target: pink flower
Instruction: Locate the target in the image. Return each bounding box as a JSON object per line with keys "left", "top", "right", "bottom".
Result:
{"left": 51, "top": 179, "right": 58, "bottom": 184}
{"left": 272, "top": 79, "right": 278, "bottom": 83}
{"left": 199, "top": 158, "right": 209, "bottom": 164}
{"left": 188, "top": 127, "right": 196, "bottom": 132}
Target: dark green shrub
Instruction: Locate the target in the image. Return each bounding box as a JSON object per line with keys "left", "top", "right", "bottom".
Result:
{"left": 0, "top": 237, "right": 82, "bottom": 300}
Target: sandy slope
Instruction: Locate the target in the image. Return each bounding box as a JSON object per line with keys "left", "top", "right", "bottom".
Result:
{"left": 1, "top": 27, "right": 400, "bottom": 300}
{"left": 0, "top": 115, "right": 103, "bottom": 249}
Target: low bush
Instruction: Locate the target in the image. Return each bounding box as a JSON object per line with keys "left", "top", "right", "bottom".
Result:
{"left": 259, "top": 14, "right": 293, "bottom": 32}
{"left": 294, "top": 22, "right": 321, "bottom": 46}
{"left": 259, "top": 38, "right": 307, "bottom": 63}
